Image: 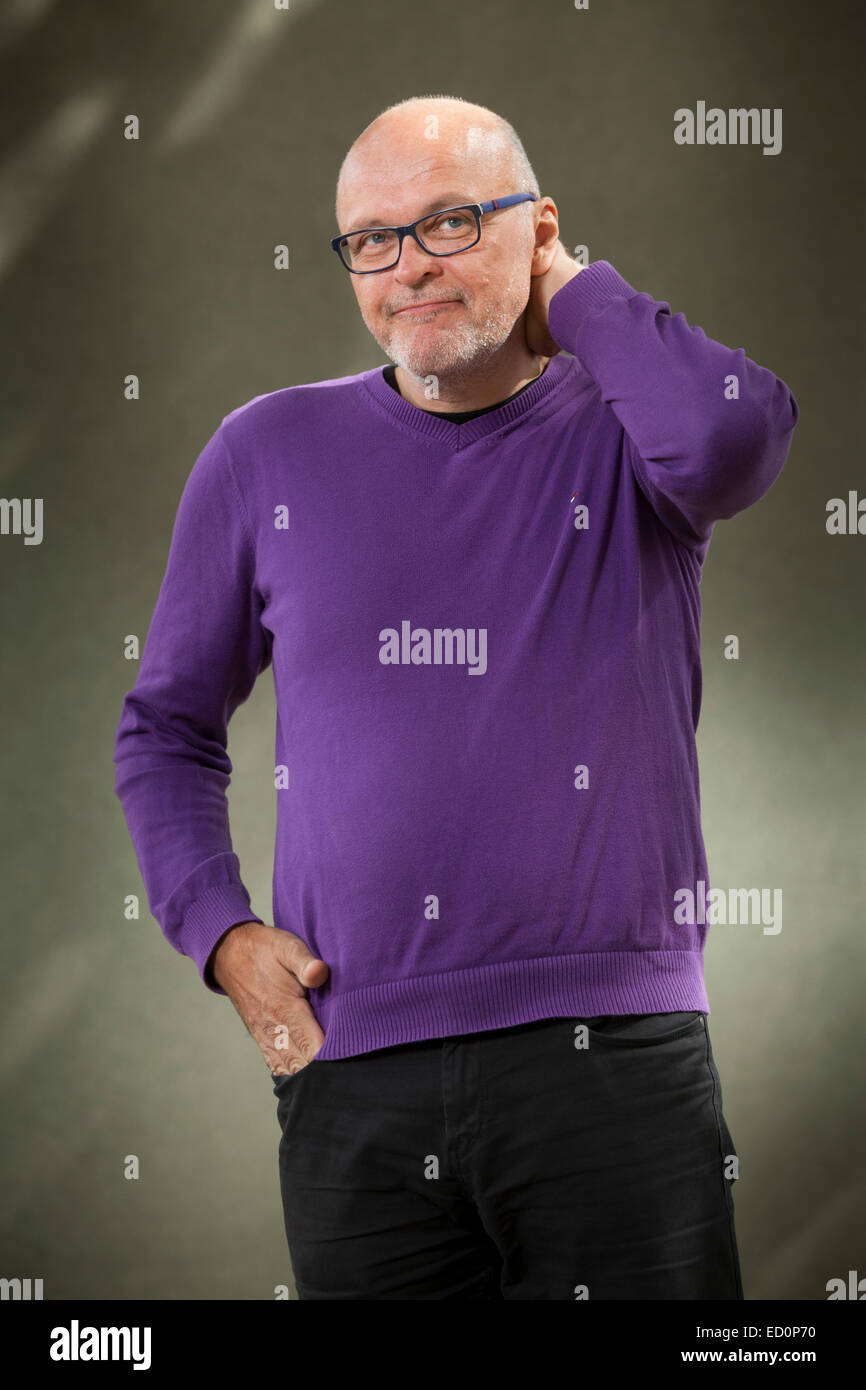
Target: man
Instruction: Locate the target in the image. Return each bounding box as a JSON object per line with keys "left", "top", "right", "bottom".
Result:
{"left": 113, "top": 94, "right": 798, "bottom": 1300}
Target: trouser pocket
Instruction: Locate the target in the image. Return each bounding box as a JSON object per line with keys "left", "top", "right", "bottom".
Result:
{"left": 576, "top": 1009, "right": 706, "bottom": 1047}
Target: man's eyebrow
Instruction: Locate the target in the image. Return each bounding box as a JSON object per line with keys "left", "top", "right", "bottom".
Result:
{"left": 346, "top": 192, "right": 473, "bottom": 230}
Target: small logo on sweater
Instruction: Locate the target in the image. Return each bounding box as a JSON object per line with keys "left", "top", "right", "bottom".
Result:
{"left": 379, "top": 620, "right": 487, "bottom": 675}
{"left": 570, "top": 492, "right": 589, "bottom": 529}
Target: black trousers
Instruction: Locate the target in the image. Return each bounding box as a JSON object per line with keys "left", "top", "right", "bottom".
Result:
{"left": 271, "top": 1010, "right": 743, "bottom": 1300}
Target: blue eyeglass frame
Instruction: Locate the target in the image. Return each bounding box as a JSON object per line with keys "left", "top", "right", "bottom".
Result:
{"left": 330, "top": 192, "right": 537, "bottom": 273}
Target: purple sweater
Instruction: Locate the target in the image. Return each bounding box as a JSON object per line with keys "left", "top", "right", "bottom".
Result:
{"left": 113, "top": 260, "right": 798, "bottom": 1060}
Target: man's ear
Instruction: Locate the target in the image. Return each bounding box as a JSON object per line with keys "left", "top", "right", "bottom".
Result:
{"left": 530, "top": 198, "right": 563, "bottom": 275}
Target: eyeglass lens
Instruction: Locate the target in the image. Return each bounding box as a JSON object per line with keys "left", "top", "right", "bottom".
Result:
{"left": 340, "top": 208, "right": 479, "bottom": 270}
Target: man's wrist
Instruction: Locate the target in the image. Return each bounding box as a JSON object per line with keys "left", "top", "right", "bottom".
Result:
{"left": 205, "top": 919, "right": 260, "bottom": 990}
{"left": 549, "top": 257, "right": 582, "bottom": 300}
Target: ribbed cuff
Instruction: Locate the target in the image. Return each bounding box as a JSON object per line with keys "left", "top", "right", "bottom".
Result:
{"left": 548, "top": 259, "right": 639, "bottom": 353}
{"left": 182, "top": 883, "right": 264, "bottom": 995}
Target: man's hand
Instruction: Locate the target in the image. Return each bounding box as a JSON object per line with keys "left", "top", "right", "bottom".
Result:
{"left": 524, "top": 239, "right": 583, "bottom": 357}
{"left": 209, "top": 921, "right": 329, "bottom": 1075}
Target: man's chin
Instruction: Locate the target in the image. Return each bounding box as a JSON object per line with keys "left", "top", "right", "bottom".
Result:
{"left": 387, "top": 338, "right": 485, "bottom": 382}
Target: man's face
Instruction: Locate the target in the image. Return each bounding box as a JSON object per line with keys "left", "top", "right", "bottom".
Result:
{"left": 336, "top": 141, "right": 537, "bottom": 383}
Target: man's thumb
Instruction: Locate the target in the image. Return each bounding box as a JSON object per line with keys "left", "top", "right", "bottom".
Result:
{"left": 299, "top": 956, "right": 328, "bottom": 986}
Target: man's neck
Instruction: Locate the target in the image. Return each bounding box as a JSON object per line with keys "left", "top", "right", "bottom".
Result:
{"left": 392, "top": 353, "right": 551, "bottom": 413}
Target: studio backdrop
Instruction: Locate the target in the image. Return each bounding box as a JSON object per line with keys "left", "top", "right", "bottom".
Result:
{"left": 0, "top": 0, "right": 862, "bottom": 1301}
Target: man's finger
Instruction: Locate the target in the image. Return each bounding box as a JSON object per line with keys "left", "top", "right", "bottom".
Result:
{"left": 277, "top": 932, "right": 330, "bottom": 990}
{"left": 268, "top": 1003, "right": 325, "bottom": 1065}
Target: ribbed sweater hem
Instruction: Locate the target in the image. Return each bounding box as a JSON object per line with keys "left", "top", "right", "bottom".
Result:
{"left": 311, "top": 950, "right": 709, "bottom": 1060}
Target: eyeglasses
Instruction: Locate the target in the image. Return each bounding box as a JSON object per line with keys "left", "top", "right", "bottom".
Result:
{"left": 330, "top": 193, "right": 537, "bottom": 273}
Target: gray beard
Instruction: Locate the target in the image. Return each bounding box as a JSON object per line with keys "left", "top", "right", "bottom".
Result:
{"left": 381, "top": 308, "right": 521, "bottom": 388}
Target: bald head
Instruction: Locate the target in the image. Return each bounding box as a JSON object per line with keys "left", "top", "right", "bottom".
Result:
{"left": 335, "top": 95, "right": 539, "bottom": 229}
{"left": 332, "top": 95, "right": 557, "bottom": 396}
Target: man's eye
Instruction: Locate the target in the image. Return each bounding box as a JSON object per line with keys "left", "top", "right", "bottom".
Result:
{"left": 436, "top": 214, "right": 470, "bottom": 231}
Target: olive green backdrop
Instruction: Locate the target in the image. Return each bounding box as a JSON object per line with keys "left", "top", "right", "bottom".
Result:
{"left": 1, "top": 0, "right": 862, "bottom": 1300}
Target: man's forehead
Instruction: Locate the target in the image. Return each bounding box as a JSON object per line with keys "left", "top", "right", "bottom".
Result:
{"left": 337, "top": 121, "right": 512, "bottom": 229}
{"left": 340, "top": 187, "right": 482, "bottom": 231}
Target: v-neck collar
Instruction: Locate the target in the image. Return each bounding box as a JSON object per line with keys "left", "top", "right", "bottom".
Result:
{"left": 359, "top": 352, "right": 574, "bottom": 448}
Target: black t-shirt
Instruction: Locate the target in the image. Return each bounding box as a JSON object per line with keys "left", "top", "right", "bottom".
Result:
{"left": 381, "top": 363, "right": 537, "bottom": 423}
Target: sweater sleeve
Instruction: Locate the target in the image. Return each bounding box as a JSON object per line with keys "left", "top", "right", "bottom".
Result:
{"left": 113, "top": 421, "right": 272, "bottom": 995}
{"left": 547, "top": 260, "right": 799, "bottom": 552}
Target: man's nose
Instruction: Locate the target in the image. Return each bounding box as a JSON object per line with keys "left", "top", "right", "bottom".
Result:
{"left": 392, "top": 234, "right": 443, "bottom": 283}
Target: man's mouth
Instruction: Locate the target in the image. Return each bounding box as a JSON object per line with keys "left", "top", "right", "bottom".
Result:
{"left": 392, "top": 299, "right": 462, "bottom": 316}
